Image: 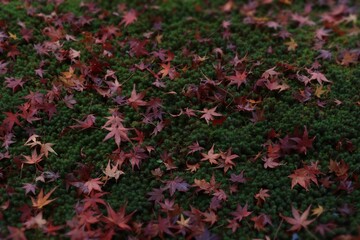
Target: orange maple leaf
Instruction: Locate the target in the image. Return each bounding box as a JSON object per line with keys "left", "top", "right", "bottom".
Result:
{"left": 31, "top": 187, "right": 57, "bottom": 209}
{"left": 201, "top": 144, "right": 220, "bottom": 165}
{"left": 40, "top": 143, "right": 57, "bottom": 158}
{"left": 158, "top": 62, "right": 171, "bottom": 79}
{"left": 22, "top": 151, "right": 44, "bottom": 169}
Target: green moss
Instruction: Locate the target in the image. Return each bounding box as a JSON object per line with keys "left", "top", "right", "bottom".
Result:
{"left": 0, "top": 0, "right": 360, "bottom": 239}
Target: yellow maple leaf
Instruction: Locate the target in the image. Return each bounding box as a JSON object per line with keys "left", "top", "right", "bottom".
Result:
{"left": 285, "top": 38, "right": 298, "bottom": 51}
{"left": 342, "top": 14, "right": 357, "bottom": 24}
{"left": 8, "top": 32, "right": 17, "bottom": 40}
{"left": 59, "top": 67, "right": 85, "bottom": 88}
{"left": 314, "top": 85, "right": 328, "bottom": 98}
{"left": 254, "top": 17, "right": 269, "bottom": 24}
{"left": 24, "top": 134, "right": 41, "bottom": 147}
{"left": 176, "top": 214, "right": 190, "bottom": 228}
{"left": 279, "top": 0, "right": 292, "bottom": 4}
{"left": 102, "top": 160, "right": 124, "bottom": 182}
{"left": 312, "top": 205, "right": 324, "bottom": 217}
{"left": 155, "top": 34, "right": 163, "bottom": 44}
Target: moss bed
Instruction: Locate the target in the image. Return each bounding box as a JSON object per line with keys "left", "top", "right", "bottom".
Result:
{"left": 0, "top": 0, "right": 360, "bottom": 239}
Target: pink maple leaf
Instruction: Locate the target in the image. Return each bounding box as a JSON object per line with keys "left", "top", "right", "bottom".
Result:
{"left": 199, "top": 107, "right": 222, "bottom": 124}
{"left": 280, "top": 205, "right": 315, "bottom": 232}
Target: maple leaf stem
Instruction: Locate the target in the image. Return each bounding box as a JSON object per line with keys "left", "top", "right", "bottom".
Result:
{"left": 305, "top": 226, "right": 320, "bottom": 240}
{"left": 211, "top": 223, "right": 225, "bottom": 230}
{"left": 274, "top": 218, "right": 283, "bottom": 240}
{"left": 121, "top": 73, "right": 135, "bottom": 86}
{"left": 225, "top": 97, "right": 235, "bottom": 109}
{"left": 20, "top": 163, "right": 24, "bottom": 179}
{"left": 244, "top": 219, "right": 252, "bottom": 229}
{"left": 88, "top": 98, "right": 94, "bottom": 112}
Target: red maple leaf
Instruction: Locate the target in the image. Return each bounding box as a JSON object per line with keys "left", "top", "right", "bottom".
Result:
{"left": 264, "top": 79, "right": 289, "bottom": 92}
{"left": 5, "top": 77, "right": 26, "bottom": 92}
{"left": 315, "top": 27, "right": 331, "bottom": 40}
{"left": 18, "top": 103, "right": 40, "bottom": 124}
{"left": 291, "top": 13, "right": 315, "bottom": 27}
{"left": 289, "top": 167, "right": 318, "bottom": 191}
{"left": 7, "top": 226, "right": 26, "bottom": 240}
{"left": 230, "top": 171, "right": 247, "bottom": 183}
{"left": 280, "top": 205, "right": 315, "bottom": 232}
{"left": 225, "top": 71, "right": 247, "bottom": 89}
{"left": 120, "top": 9, "right": 138, "bottom": 27}
{"left": 329, "top": 159, "right": 349, "bottom": 180}
{"left": 70, "top": 114, "right": 96, "bottom": 130}
{"left": 187, "top": 141, "right": 204, "bottom": 155}
{"left": 81, "top": 192, "right": 108, "bottom": 210}
{"left": 43, "top": 222, "right": 64, "bottom": 236}
{"left": 102, "top": 204, "right": 135, "bottom": 231}
{"left": 201, "top": 210, "right": 218, "bottom": 226}
{"left": 230, "top": 203, "right": 252, "bottom": 222}
{"left": 290, "top": 126, "right": 315, "bottom": 155}
{"left": 20, "top": 27, "right": 33, "bottom": 42}
{"left": 193, "top": 173, "right": 220, "bottom": 194}
{"left": 103, "top": 114, "right": 124, "bottom": 127}
{"left": 309, "top": 71, "right": 332, "bottom": 85}
{"left": 147, "top": 188, "right": 165, "bottom": 203}
{"left": 2, "top": 112, "right": 22, "bottom": 131}
{"left": 42, "top": 26, "right": 63, "bottom": 41}
{"left": 314, "top": 222, "right": 337, "bottom": 236}
{"left": 7, "top": 45, "right": 21, "bottom": 59}
{"left": 213, "top": 189, "right": 227, "bottom": 201}
{"left": 63, "top": 94, "right": 77, "bottom": 109}
{"left": 102, "top": 120, "right": 131, "bottom": 147}
{"left": 126, "top": 145, "right": 148, "bottom": 170}
{"left": 220, "top": 148, "right": 239, "bottom": 166}
{"left": 251, "top": 214, "right": 272, "bottom": 231}
{"left": 164, "top": 177, "right": 190, "bottom": 196}
{"left": 266, "top": 143, "right": 281, "bottom": 159}
{"left": 262, "top": 157, "right": 282, "bottom": 169}
{"left": 127, "top": 84, "right": 147, "bottom": 110}
{"left": 131, "top": 128, "right": 145, "bottom": 144}
{"left": 1, "top": 132, "right": 15, "bottom": 149}
{"left": 129, "top": 39, "right": 149, "bottom": 57}
{"left": 154, "top": 216, "right": 175, "bottom": 238}
{"left": 226, "top": 219, "right": 240, "bottom": 233}
{"left": 254, "top": 188, "right": 270, "bottom": 206}
{"left": 262, "top": 67, "right": 279, "bottom": 79}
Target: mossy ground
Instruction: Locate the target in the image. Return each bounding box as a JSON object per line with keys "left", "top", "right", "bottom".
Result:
{"left": 0, "top": 0, "right": 359, "bottom": 239}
